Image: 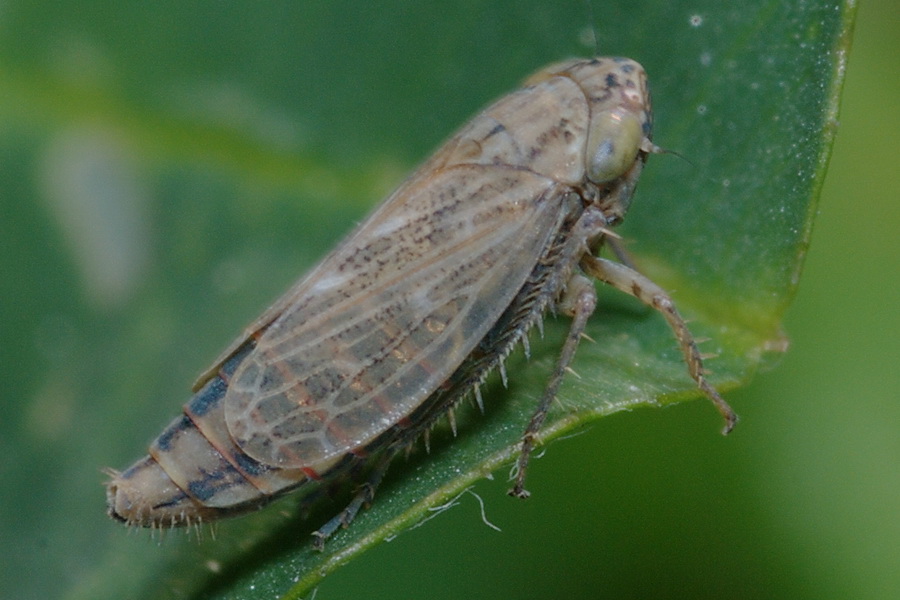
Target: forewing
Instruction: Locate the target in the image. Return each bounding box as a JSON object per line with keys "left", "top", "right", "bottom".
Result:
{"left": 223, "top": 165, "right": 569, "bottom": 468}
{"left": 193, "top": 69, "right": 590, "bottom": 392}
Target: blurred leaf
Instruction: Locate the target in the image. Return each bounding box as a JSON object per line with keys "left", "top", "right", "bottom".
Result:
{"left": 0, "top": 1, "right": 853, "bottom": 599}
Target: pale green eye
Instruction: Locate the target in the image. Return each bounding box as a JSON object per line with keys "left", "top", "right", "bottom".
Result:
{"left": 585, "top": 108, "right": 644, "bottom": 183}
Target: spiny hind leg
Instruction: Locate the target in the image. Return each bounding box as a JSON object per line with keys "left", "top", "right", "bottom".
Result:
{"left": 580, "top": 254, "right": 737, "bottom": 434}
{"left": 509, "top": 273, "right": 597, "bottom": 499}
{"left": 312, "top": 451, "right": 394, "bottom": 550}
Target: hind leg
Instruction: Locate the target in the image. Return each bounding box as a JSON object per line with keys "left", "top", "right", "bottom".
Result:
{"left": 312, "top": 451, "right": 394, "bottom": 549}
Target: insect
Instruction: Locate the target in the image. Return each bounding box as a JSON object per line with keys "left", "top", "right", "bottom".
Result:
{"left": 106, "top": 57, "right": 737, "bottom": 545}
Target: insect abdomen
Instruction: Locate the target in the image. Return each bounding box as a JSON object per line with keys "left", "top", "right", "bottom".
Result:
{"left": 107, "top": 342, "right": 313, "bottom": 527}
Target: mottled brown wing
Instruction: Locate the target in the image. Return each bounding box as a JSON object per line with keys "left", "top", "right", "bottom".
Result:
{"left": 222, "top": 165, "right": 570, "bottom": 468}
{"left": 193, "top": 74, "right": 590, "bottom": 392}
{"left": 211, "top": 75, "right": 592, "bottom": 470}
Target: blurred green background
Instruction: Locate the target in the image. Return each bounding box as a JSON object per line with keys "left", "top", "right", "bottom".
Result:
{"left": 1, "top": 0, "right": 895, "bottom": 599}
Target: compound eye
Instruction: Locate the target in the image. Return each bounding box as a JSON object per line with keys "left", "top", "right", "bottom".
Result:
{"left": 586, "top": 108, "right": 644, "bottom": 183}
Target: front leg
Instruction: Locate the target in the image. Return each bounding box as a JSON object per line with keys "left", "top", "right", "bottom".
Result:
{"left": 580, "top": 254, "right": 738, "bottom": 434}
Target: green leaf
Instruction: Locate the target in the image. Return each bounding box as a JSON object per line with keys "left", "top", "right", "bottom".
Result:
{"left": 0, "top": 1, "right": 854, "bottom": 599}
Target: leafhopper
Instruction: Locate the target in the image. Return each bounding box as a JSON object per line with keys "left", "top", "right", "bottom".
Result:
{"left": 106, "top": 57, "right": 736, "bottom": 544}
